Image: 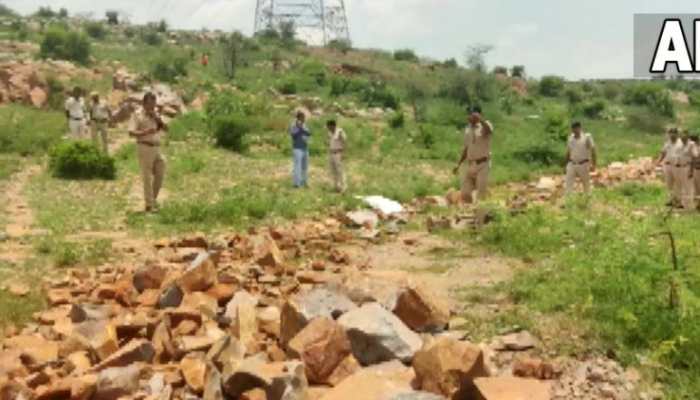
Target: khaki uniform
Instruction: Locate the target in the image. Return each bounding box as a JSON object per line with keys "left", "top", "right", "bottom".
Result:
{"left": 693, "top": 146, "right": 700, "bottom": 205}
{"left": 90, "top": 101, "right": 111, "bottom": 154}
{"left": 65, "top": 97, "right": 86, "bottom": 138}
{"left": 328, "top": 127, "right": 347, "bottom": 192}
{"left": 129, "top": 109, "right": 166, "bottom": 210}
{"left": 678, "top": 141, "right": 699, "bottom": 209}
{"left": 565, "top": 133, "right": 595, "bottom": 194}
{"left": 662, "top": 139, "right": 685, "bottom": 206}
{"left": 461, "top": 121, "right": 493, "bottom": 203}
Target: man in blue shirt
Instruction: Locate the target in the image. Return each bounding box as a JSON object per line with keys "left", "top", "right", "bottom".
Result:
{"left": 289, "top": 111, "right": 311, "bottom": 187}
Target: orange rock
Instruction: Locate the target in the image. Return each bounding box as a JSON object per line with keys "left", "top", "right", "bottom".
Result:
{"left": 288, "top": 317, "right": 354, "bottom": 385}
{"left": 181, "top": 353, "right": 207, "bottom": 394}
{"left": 4, "top": 334, "right": 59, "bottom": 365}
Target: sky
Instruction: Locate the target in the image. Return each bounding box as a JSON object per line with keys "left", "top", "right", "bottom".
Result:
{"left": 4, "top": 0, "right": 700, "bottom": 80}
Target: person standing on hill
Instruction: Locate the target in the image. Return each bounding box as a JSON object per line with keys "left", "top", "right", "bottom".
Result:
{"left": 289, "top": 111, "right": 311, "bottom": 188}
{"left": 89, "top": 92, "right": 112, "bottom": 154}
{"left": 657, "top": 128, "right": 684, "bottom": 208}
{"left": 64, "top": 87, "right": 86, "bottom": 139}
{"left": 565, "top": 121, "right": 597, "bottom": 195}
{"left": 326, "top": 119, "right": 347, "bottom": 193}
{"left": 129, "top": 92, "right": 167, "bottom": 213}
{"left": 453, "top": 106, "right": 493, "bottom": 204}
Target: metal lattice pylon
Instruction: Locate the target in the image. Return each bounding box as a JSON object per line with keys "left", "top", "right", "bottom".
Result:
{"left": 254, "top": 0, "right": 350, "bottom": 45}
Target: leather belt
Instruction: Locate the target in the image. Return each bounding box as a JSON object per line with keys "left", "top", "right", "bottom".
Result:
{"left": 468, "top": 157, "right": 489, "bottom": 164}
{"left": 331, "top": 149, "right": 344, "bottom": 154}
{"left": 70, "top": 117, "right": 84, "bottom": 121}
{"left": 674, "top": 164, "right": 689, "bottom": 168}
{"left": 571, "top": 159, "right": 589, "bottom": 165}
{"left": 138, "top": 142, "right": 159, "bottom": 147}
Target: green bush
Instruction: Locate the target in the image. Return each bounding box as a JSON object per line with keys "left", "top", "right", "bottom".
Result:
{"left": 157, "top": 19, "right": 168, "bottom": 33}
{"left": 299, "top": 61, "right": 327, "bottom": 86}
{"left": 424, "top": 99, "right": 464, "bottom": 129}
{"left": 623, "top": 83, "right": 674, "bottom": 117}
{"left": 543, "top": 107, "right": 570, "bottom": 142}
{"left": 539, "top": 75, "right": 565, "bottom": 97}
{"left": 389, "top": 112, "right": 405, "bottom": 129}
{"left": 40, "top": 27, "right": 91, "bottom": 65}
{"left": 565, "top": 87, "right": 584, "bottom": 104}
{"left": 394, "top": 49, "right": 419, "bottom": 62}
{"left": 34, "top": 6, "right": 56, "bottom": 19}
{"left": 0, "top": 3, "right": 17, "bottom": 17}
{"left": 330, "top": 77, "right": 370, "bottom": 97}
{"left": 361, "top": 81, "right": 400, "bottom": 109}
{"left": 85, "top": 22, "right": 107, "bottom": 40}
{"left": 276, "top": 79, "right": 298, "bottom": 95}
{"left": 49, "top": 141, "right": 116, "bottom": 180}
{"left": 141, "top": 30, "right": 163, "bottom": 46}
{"left": 440, "top": 70, "right": 498, "bottom": 105}
{"left": 150, "top": 52, "right": 188, "bottom": 83}
{"left": 211, "top": 115, "right": 250, "bottom": 153}
{"left": 582, "top": 99, "right": 606, "bottom": 119}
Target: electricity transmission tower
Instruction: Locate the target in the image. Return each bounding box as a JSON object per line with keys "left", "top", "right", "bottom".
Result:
{"left": 254, "top": 0, "right": 350, "bottom": 45}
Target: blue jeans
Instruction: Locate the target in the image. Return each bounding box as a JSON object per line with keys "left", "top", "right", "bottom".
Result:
{"left": 292, "top": 148, "right": 309, "bottom": 187}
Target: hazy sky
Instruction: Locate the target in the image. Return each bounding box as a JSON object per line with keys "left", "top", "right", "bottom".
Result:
{"left": 4, "top": 0, "right": 700, "bottom": 79}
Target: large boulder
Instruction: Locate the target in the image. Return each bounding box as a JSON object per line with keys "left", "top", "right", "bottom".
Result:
{"left": 412, "top": 337, "right": 488, "bottom": 398}
{"left": 280, "top": 288, "right": 356, "bottom": 346}
{"left": 337, "top": 303, "right": 422, "bottom": 365}
{"left": 392, "top": 285, "right": 450, "bottom": 333}
{"left": 132, "top": 264, "right": 167, "bottom": 293}
{"left": 288, "top": 317, "right": 358, "bottom": 385}
{"left": 319, "top": 361, "right": 415, "bottom": 400}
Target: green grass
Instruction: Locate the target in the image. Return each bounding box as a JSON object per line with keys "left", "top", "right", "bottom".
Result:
{"left": 0, "top": 105, "right": 66, "bottom": 156}
{"left": 462, "top": 184, "right": 700, "bottom": 398}
{"left": 0, "top": 260, "right": 47, "bottom": 329}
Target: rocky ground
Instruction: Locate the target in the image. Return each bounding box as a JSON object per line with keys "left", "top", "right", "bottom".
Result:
{"left": 0, "top": 158, "right": 663, "bottom": 400}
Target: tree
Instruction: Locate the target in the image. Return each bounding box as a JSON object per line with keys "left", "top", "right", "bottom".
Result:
{"left": 464, "top": 44, "right": 493, "bottom": 72}
{"left": 58, "top": 7, "right": 68, "bottom": 18}
{"left": 40, "top": 27, "right": 91, "bottom": 65}
{"left": 105, "top": 11, "right": 119, "bottom": 25}
{"left": 511, "top": 65, "right": 526, "bottom": 79}
{"left": 157, "top": 19, "right": 168, "bottom": 33}
{"left": 0, "top": 3, "right": 18, "bottom": 17}
{"left": 279, "top": 21, "right": 295, "bottom": 49}
{"left": 539, "top": 75, "right": 565, "bottom": 97}
{"left": 493, "top": 66, "right": 508, "bottom": 75}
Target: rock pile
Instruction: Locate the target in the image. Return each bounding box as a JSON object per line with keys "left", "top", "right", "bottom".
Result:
{"left": 0, "top": 58, "right": 104, "bottom": 108}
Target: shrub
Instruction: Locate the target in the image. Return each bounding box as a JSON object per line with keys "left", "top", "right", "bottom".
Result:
{"left": 168, "top": 111, "right": 207, "bottom": 141}
{"left": 327, "top": 39, "right": 352, "bottom": 53}
{"left": 389, "top": 112, "right": 405, "bottom": 129}
{"left": 565, "top": 87, "right": 584, "bottom": 104}
{"left": 543, "top": 107, "right": 570, "bottom": 142}
{"left": 58, "top": 8, "right": 68, "bottom": 18}
{"left": 141, "top": 30, "right": 163, "bottom": 46}
{"left": 329, "top": 77, "right": 370, "bottom": 97}
{"left": 443, "top": 58, "right": 458, "bottom": 68}
{"left": 440, "top": 70, "right": 498, "bottom": 105}
{"left": 623, "top": 84, "right": 674, "bottom": 117}
{"left": 150, "top": 52, "right": 188, "bottom": 83}
{"left": 582, "top": 99, "right": 606, "bottom": 119}
{"left": 85, "top": 22, "right": 107, "bottom": 40}
{"left": 394, "top": 49, "right": 419, "bottom": 62}
{"left": 602, "top": 82, "right": 622, "bottom": 100}
{"left": 45, "top": 76, "right": 65, "bottom": 110}
{"left": 493, "top": 66, "right": 508, "bottom": 75}
{"left": 49, "top": 141, "right": 116, "bottom": 180}
{"left": 299, "top": 61, "right": 327, "bottom": 86}
{"left": 276, "top": 79, "right": 297, "bottom": 95}
{"left": 40, "top": 27, "right": 91, "bottom": 65}
{"left": 539, "top": 75, "right": 565, "bottom": 97}
{"left": 0, "top": 3, "right": 17, "bottom": 17}
{"left": 362, "top": 81, "right": 400, "bottom": 109}
{"left": 211, "top": 115, "right": 250, "bottom": 152}
{"left": 106, "top": 11, "right": 119, "bottom": 25}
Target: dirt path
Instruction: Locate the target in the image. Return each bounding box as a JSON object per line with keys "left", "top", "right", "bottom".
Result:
{"left": 0, "top": 165, "right": 44, "bottom": 265}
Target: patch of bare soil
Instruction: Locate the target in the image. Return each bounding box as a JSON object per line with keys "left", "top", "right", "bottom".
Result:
{"left": 0, "top": 165, "right": 44, "bottom": 264}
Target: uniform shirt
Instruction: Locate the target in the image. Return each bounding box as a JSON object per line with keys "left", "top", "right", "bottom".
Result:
{"left": 328, "top": 128, "right": 347, "bottom": 152}
{"left": 679, "top": 141, "right": 698, "bottom": 165}
{"left": 463, "top": 121, "right": 494, "bottom": 161}
{"left": 65, "top": 97, "right": 85, "bottom": 119}
{"left": 663, "top": 139, "right": 685, "bottom": 165}
{"left": 128, "top": 108, "right": 162, "bottom": 145}
{"left": 289, "top": 122, "right": 311, "bottom": 151}
{"left": 568, "top": 133, "right": 595, "bottom": 163}
{"left": 90, "top": 101, "right": 110, "bottom": 122}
